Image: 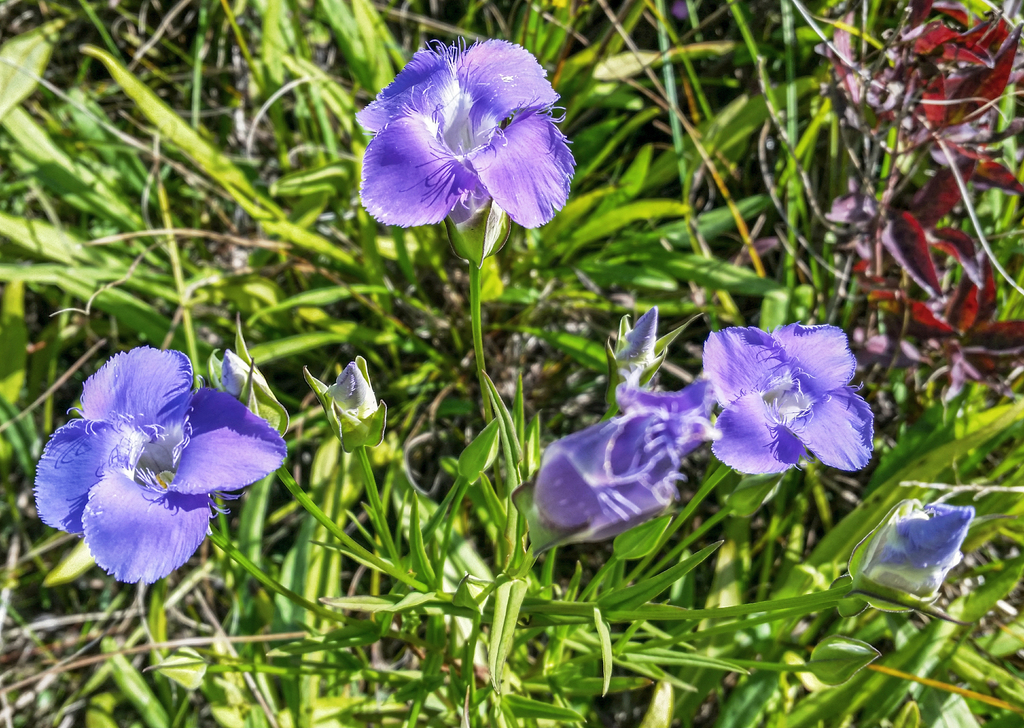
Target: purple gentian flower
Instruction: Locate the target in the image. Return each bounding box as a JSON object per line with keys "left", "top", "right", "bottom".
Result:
{"left": 703, "top": 324, "right": 873, "bottom": 474}
{"left": 514, "top": 380, "right": 715, "bottom": 551}
{"left": 358, "top": 39, "right": 575, "bottom": 228}
{"left": 34, "top": 347, "right": 286, "bottom": 584}
{"left": 850, "top": 499, "right": 974, "bottom": 608}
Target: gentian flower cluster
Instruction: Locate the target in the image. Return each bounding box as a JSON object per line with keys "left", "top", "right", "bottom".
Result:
{"left": 849, "top": 499, "right": 974, "bottom": 610}
{"left": 703, "top": 324, "right": 874, "bottom": 474}
{"left": 357, "top": 39, "right": 574, "bottom": 230}
{"left": 34, "top": 347, "right": 287, "bottom": 584}
{"left": 514, "top": 380, "right": 715, "bottom": 551}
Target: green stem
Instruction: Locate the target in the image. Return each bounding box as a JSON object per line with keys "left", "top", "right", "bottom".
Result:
{"left": 208, "top": 530, "right": 343, "bottom": 623}
{"left": 433, "top": 477, "right": 470, "bottom": 590}
{"left": 277, "top": 467, "right": 426, "bottom": 591}
{"left": 356, "top": 446, "right": 400, "bottom": 563}
{"left": 468, "top": 264, "right": 492, "bottom": 420}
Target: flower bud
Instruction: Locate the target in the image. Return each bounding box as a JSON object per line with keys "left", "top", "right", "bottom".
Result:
{"left": 304, "top": 356, "right": 387, "bottom": 452}
{"left": 444, "top": 199, "right": 511, "bottom": 268}
{"left": 848, "top": 499, "right": 974, "bottom": 611}
{"left": 605, "top": 308, "right": 686, "bottom": 406}
{"left": 208, "top": 323, "right": 289, "bottom": 435}
{"left": 514, "top": 380, "right": 715, "bottom": 551}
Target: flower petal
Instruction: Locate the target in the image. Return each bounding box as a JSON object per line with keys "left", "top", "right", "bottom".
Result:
{"left": 172, "top": 389, "right": 287, "bottom": 495}
{"left": 796, "top": 387, "right": 874, "bottom": 471}
{"left": 34, "top": 419, "right": 144, "bottom": 533}
{"left": 360, "top": 114, "right": 482, "bottom": 227}
{"left": 356, "top": 46, "right": 456, "bottom": 133}
{"left": 702, "top": 327, "right": 783, "bottom": 404}
{"left": 81, "top": 347, "right": 193, "bottom": 429}
{"left": 458, "top": 40, "right": 559, "bottom": 124}
{"left": 771, "top": 323, "right": 857, "bottom": 396}
{"left": 82, "top": 471, "right": 212, "bottom": 583}
{"left": 713, "top": 392, "right": 805, "bottom": 473}
{"left": 468, "top": 110, "right": 574, "bottom": 227}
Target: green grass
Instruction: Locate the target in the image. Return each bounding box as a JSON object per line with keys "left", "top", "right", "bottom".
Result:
{"left": 2, "top": 1, "right": 1024, "bottom": 727}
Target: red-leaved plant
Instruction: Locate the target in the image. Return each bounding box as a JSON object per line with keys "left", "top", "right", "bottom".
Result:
{"left": 821, "top": 0, "right": 1024, "bottom": 397}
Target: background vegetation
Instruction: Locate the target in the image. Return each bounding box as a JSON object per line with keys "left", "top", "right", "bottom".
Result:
{"left": 2, "top": 0, "right": 1024, "bottom": 726}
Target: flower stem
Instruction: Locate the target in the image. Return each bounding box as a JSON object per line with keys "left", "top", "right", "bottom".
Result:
{"left": 208, "top": 529, "right": 344, "bottom": 623}
{"left": 277, "top": 466, "right": 425, "bottom": 591}
{"left": 468, "top": 263, "right": 493, "bottom": 420}
{"left": 356, "top": 446, "right": 400, "bottom": 565}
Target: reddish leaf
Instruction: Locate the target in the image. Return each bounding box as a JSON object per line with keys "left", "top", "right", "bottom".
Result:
{"left": 945, "top": 275, "right": 979, "bottom": 331}
{"left": 915, "top": 23, "right": 992, "bottom": 65}
{"left": 914, "top": 23, "right": 960, "bottom": 54}
{"left": 932, "top": 1, "right": 969, "bottom": 25}
{"left": 911, "top": 161, "right": 975, "bottom": 227}
{"left": 881, "top": 212, "right": 943, "bottom": 297}
{"left": 971, "top": 159, "right": 1024, "bottom": 195}
{"left": 939, "top": 42, "right": 993, "bottom": 66}
{"left": 909, "top": 0, "right": 934, "bottom": 28}
{"left": 929, "top": 227, "right": 983, "bottom": 286}
{"left": 871, "top": 290, "right": 956, "bottom": 338}
{"left": 920, "top": 74, "right": 947, "bottom": 125}
{"left": 977, "top": 258, "right": 997, "bottom": 322}
{"left": 946, "top": 25, "right": 1021, "bottom": 122}
{"left": 966, "top": 321, "right": 1024, "bottom": 354}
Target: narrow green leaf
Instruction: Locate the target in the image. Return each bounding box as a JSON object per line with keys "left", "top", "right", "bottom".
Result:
{"left": 503, "top": 694, "right": 585, "bottom": 723}
{"left": 457, "top": 418, "right": 501, "bottom": 482}
{"left": 43, "top": 539, "right": 95, "bottom": 586}
{"left": 489, "top": 577, "right": 527, "bottom": 694}
{"left": 598, "top": 541, "right": 722, "bottom": 612}
{"left": 594, "top": 607, "right": 612, "bottom": 697}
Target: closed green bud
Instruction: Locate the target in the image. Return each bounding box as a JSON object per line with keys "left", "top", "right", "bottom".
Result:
{"left": 305, "top": 356, "right": 387, "bottom": 452}
{"left": 209, "top": 321, "right": 289, "bottom": 435}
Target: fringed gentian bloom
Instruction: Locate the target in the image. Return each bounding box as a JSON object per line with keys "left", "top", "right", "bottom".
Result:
{"left": 358, "top": 39, "right": 575, "bottom": 228}
{"left": 514, "top": 380, "right": 716, "bottom": 551}
{"left": 34, "top": 347, "right": 287, "bottom": 584}
{"left": 703, "top": 324, "right": 873, "bottom": 474}
{"left": 849, "top": 499, "right": 974, "bottom": 610}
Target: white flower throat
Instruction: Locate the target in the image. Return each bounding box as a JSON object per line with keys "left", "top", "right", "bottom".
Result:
{"left": 762, "top": 376, "right": 812, "bottom": 425}
{"left": 134, "top": 429, "right": 184, "bottom": 489}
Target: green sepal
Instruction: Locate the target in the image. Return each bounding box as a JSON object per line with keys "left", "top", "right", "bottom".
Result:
{"left": 303, "top": 361, "right": 387, "bottom": 452}
{"left": 444, "top": 199, "right": 511, "bottom": 268}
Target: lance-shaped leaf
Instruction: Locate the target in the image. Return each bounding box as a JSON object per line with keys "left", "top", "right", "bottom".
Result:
{"left": 806, "top": 635, "right": 880, "bottom": 686}
{"left": 971, "top": 159, "right": 1024, "bottom": 196}
{"left": 599, "top": 541, "right": 722, "bottom": 612}
{"left": 613, "top": 515, "right": 673, "bottom": 561}
{"left": 489, "top": 577, "right": 528, "bottom": 693}
{"left": 43, "top": 539, "right": 95, "bottom": 587}
{"left": 457, "top": 418, "right": 501, "bottom": 483}
{"left": 911, "top": 162, "right": 974, "bottom": 229}
{"left": 929, "top": 227, "right": 984, "bottom": 287}
{"left": 727, "top": 472, "right": 784, "bottom": 517}
{"left": 881, "top": 212, "right": 942, "bottom": 297}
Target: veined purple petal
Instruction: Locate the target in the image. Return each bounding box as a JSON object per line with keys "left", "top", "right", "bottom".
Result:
{"left": 713, "top": 392, "right": 805, "bottom": 473}
{"left": 458, "top": 40, "right": 559, "bottom": 126}
{"left": 771, "top": 323, "right": 857, "bottom": 396}
{"left": 796, "top": 388, "right": 873, "bottom": 471}
{"left": 82, "top": 471, "right": 212, "bottom": 584}
{"left": 360, "top": 114, "right": 483, "bottom": 226}
{"left": 172, "top": 389, "right": 286, "bottom": 495}
{"left": 356, "top": 46, "right": 456, "bottom": 133}
{"left": 468, "top": 110, "right": 574, "bottom": 228}
{"left": 702, "top": 328, "right": 782, "bottom": 404}
{"left": 80, "top": 347, "right": 193, "bottom": 428}
{"left": 34, "top": 420, "right": 143, "bottom": 533}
